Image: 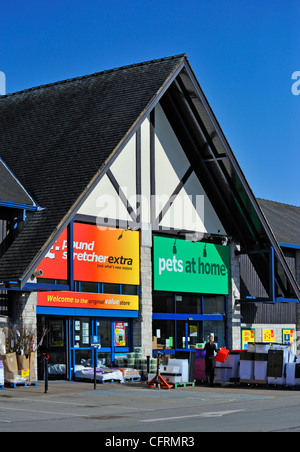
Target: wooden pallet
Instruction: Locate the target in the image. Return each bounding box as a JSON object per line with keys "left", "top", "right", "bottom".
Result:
{"left": 240, "top": 379, "right": 267, "bottom": 385}
{"left": 173, "top": 382, "right": 195, "bottom": 389}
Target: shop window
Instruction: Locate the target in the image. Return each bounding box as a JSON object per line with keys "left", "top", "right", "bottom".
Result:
{"left": 48, "top": 319, "right": 65, "bottom": 347}
{"left": 74, "top": 349, "right": 92, "bottom": 367}
{"left": 38, "top": 278, "right": 68, "bottom": 285}
{"left": 96, "top": 320, "right": 111, "bottom": 348}
{"left": 56, "top": 279, "right": 68, "bottom": 285}
{"left": 176, "top": 295, "right": 202, "bottom": 314}
{"left": 97, "top": 352, "right": 112, "bottom": 367}
{"left": 122, "top": 284, "right": 138, "bottom": 295}
{"left": 153, "top": 293, "right": 175, "bottom": 313}
{"left": 204, "top": 320, "right": 225, "bottom": 348}
{"left": 203, "top": 296, "right": 225, "bottom": 315}
{"left": 73, "top": 318, "right": 91, "bottom": 348}
{"left": 80, "top": 281, "right": 99, "bottom": 293}
{"left": 152, "top": 319, "right": 175, "bottom": 349}
{"left": 103, "top": 283, "right": 121, "bottom": 294}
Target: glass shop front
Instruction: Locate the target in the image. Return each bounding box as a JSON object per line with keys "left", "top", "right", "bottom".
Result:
{"left": 36, "top": 223, "right": 140, "bottom": 380}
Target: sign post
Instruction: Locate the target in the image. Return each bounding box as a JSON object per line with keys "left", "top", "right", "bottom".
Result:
{"left": 91, "top": 335, "right": 101, "bottom": 390}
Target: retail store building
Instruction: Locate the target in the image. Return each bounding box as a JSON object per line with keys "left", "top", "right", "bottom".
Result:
{"left": 0, "top": 55, "right": 299, "bottom": 379}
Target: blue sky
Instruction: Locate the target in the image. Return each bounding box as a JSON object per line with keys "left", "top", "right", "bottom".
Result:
{"left": 1, "top": 0, "right": 299, "bottom": 206}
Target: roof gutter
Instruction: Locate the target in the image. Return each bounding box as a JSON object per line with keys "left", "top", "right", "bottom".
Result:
{"left": 0, "top": 201, "right": 43, "bottom": 212}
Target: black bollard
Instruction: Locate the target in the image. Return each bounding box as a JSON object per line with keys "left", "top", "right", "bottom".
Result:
{"left": 94, "top": 348, "right": 97, "bottom": 390}
{"left": 44, "top": 357, "right": 49, "bottom": 394}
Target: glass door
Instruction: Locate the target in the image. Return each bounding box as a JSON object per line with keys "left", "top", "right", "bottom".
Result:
{"left": 95, "top": 320, "right": 112, "bottom": 367}
{"left": 176, "top": 321, "right": 187, "bottom": 349}
{"left": 38, "top": 317, "right": 67, "bottom": 380}
{"left": 188, "top": 321, "right": 203, "bottom": 349}
{"left": 72, "top": 317, "right": 92, "bottom": 377}
{"left": 176, "top": 320, "right": 203, "bottom": 350}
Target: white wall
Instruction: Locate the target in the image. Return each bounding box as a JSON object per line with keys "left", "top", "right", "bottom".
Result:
{"left": 78, "top": 103, "right": 226, "bottom": 237}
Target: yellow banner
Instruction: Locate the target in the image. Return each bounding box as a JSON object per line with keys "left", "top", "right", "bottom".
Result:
{"left": 38, "top": 291, "right": 139, "bottom": 311}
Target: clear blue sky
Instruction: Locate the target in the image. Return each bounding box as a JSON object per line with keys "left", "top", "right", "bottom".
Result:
{"left": 1, "top": 0, "right": 299, "bottom": 206}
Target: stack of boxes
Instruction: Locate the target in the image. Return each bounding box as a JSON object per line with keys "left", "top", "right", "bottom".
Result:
{"left": 114, "top": 347, "right": 157, "bottom": 375}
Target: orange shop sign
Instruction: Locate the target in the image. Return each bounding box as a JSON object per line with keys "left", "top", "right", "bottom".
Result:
{"left": 37, "top": 291, "right": 139, "bottom": 311}
{"left": 37, "top": 225, "right": 140, "bottom": 285}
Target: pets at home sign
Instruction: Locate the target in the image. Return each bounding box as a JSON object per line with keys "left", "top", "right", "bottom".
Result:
{"left": 153, "top": 236, "right": 230, "bottom": 295}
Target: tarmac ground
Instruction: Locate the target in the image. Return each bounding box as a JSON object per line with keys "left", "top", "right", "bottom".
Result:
{"left": 0, "top": 379, "right": 300, "bottom": 433}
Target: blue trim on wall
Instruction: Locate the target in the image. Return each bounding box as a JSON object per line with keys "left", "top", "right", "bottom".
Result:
{"left": 279, "top": 242, "right": 300, "bottom": 250}
{"left": 36, "top": 306, "right": 139, "bottom": 318}
{"left": 23, "top": 283, "right": 70, "bottom": 291}
{"left": 152, "top": 313, "right": 224, "bottom": 321}
{"left": 67, "top": 220, "right": 75, "bottom": 291}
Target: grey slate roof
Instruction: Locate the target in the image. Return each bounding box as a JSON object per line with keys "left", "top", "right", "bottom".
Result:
{"left": 0, "top": 159, "right": 35, "bottom": 207}
{"left": 258, "top": 198, "right": 300, "bottom": 246}
{"left": 0, "top": 55, "right": 186, "bottom": 283}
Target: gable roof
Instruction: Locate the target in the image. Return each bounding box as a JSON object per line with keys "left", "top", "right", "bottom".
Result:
{"left": 258, "top": 199, "right": 300, "bottom": 246}
{"left": 0, "top": 55, "right": 186, "bottom": 284}
{"left": 0, "top": 54, "right": 299, "bottom": 300}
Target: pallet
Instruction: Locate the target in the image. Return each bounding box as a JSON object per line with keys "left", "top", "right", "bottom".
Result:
{"left": 97, "top": 379, "right": 123, "bottom": 384}
{"left": 124, "top": 377, "right": 141, "bottom": 382}
{"left": 5, "top": 382, "right": 28, "bottom": 388}
{"left": 240, "top": 379, "right": 267, "bottom": 386}
{"left": 173, "top": 382, "right": 195, "bottom": 389}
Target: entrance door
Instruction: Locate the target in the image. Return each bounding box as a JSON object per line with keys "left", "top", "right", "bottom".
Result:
{"left": 188, "top": 321, "right": 203, "bottom": 349}
{"left": 38, "top": 317, "right": 67, "bottom": 379}
{"left": 176, "top": 320, "right": 203, "bottom": 350}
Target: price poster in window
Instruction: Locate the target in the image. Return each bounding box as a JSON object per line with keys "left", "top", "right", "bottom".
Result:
{"left": 263, "top": 330, "right": 275, "bottom": 343}
{"left": 242, "top": 329, "right": 255, "bottom": 350}
{"left": 282, "top": 329, "right": 295, "bottom": 353}
{"left": 115, "top": 323, "right": 126, "bottom": 347}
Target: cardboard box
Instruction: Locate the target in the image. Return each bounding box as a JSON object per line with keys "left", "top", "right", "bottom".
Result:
{"left": 17, "top": 355, "right": 30, "bottom": 382}
{"left": 152, "top": 336, "right": 157, "bottom": 349}
{"left": 0, "top": 353, "right": 18, "bottom": 383}
{"left": 29, "top": 352, "right": 37, "bottom": 383}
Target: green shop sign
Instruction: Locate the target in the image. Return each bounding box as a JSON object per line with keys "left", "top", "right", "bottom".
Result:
{"left": 153, "top": 236, "right": 230, "bottom": 295}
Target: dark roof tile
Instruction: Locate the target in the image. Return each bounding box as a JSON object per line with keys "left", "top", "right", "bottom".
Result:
{"left": 0, "top": 55, "right": 185, "bottom": 282}
{"left": 258, "top": 198, "right": 300, "bottom": 246}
